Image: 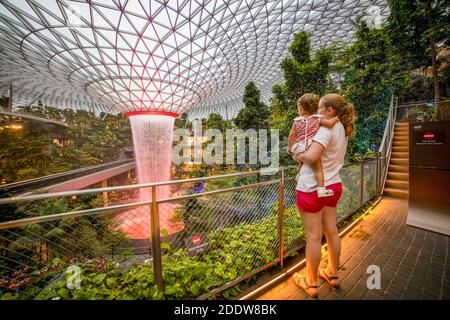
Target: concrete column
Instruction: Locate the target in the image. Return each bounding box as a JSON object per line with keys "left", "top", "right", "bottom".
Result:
{"left": 102, "top": 179, "right": 109, "bottom": 206}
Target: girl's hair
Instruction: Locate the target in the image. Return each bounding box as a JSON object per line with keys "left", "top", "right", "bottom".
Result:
{"left": 297, "top": 93, "right": 319, "bottom": 115}
{"left": 320, "top": 93, "right": 356, "bottom": 137}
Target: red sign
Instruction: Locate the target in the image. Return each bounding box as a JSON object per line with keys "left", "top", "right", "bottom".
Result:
{"left": 423, "top": 132, "right": 435, "bottom": 140}
{"left": 185, "top": 233, "right": 209, "bottom": 256}
{"left": 192, "top": 235, "right": 202, "bottom": 246}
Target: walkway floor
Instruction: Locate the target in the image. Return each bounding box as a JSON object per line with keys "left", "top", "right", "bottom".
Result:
{"left": 256, "top": 197, "right": 450, "bottom": 300}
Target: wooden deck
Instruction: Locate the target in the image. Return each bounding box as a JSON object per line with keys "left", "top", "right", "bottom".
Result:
{"left": 256, "top": 197, "right": 450, "bottom": 300}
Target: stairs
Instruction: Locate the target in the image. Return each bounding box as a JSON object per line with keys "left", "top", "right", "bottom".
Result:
{"left": 384, "top": 122, "right": 409, "bottom": 199}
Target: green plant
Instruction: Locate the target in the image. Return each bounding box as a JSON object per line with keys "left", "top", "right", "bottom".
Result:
{"left": 2, "top": 199, "right": 306, "bottom": 300}
{"left": 0, "top": 106, "right": 132, "bottom": 184}
{"left": 234, "top": 81, "right": 270, "bottom": 131}
{"left": 1, "top": 163, "right": 371, "bottom": 301}
{"left": 411, "top": 105, "right": 435, "bottom": 121}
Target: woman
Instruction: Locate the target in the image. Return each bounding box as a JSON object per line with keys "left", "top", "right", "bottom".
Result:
{"left": 292, "top": 93, "right": 356, "bottom": 298}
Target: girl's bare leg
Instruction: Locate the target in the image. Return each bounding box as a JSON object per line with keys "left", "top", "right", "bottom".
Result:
{"left": 300, "top": 210, "right": 323, "bottom": 287}
{"left": 311, "top": 159, "right": 325, "bottom": 188}
{"left": 322, "top": 206, "right": 341, "bottom": 285}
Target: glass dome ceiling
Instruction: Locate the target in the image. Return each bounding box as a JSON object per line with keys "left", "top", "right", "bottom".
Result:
{"left": 0, "top": 0, "right": 389, "bottom": 119}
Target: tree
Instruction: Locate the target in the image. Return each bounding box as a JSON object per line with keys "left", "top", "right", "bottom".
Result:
{"left": 234, "top": 81, "right": 270, "bottom": 130}
{"left": 387, "top": 0, "right": 450, "bottom": 116}
{"left": 270, "top": 32, "right": 334, "bottom": 135}
{"left": 281, "top": 32, "right": 333, "bottom": 99}
{"left": 232, "top": 82, "right": 271, "bottom": 170}
{"left": 0, "top": 129, "right": 51, "bottom": 182}
{"left": 0, "top": 106, "right": 132, "bottom": 183}
{"left": 0, "top": 191, "right": 21, "bottom": 223}
{"left": 268, "top": 32, "right": 333, "bottom": 164}
{"left": 174, "top": 112, "right": 189, "bottom": 129}
{"left": 0, "top": 96, "right": 8, "bottom": 108}
{"left": 203, "top": 113, "right": 229, "bottom": 132}
{"left": 341, "top": 20, "right": 410, "bottom": 156}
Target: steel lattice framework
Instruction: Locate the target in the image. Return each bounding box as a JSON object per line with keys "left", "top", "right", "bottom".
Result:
{"left": 0, "top": 0, "right": 389, "bottom": 119}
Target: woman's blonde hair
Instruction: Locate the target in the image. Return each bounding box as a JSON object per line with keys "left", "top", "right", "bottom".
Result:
{"left": 298, "top": 93, "right": 319, "bottom": 115}
{"left": 320, "top": 94, "right": 356, "bottom": 137}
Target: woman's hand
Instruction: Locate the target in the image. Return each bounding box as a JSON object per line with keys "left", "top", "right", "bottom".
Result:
{"left": 294, "top": 142, "right": 325, "bottom": 164}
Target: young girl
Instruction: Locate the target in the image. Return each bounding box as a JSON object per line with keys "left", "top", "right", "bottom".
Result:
{"left": 288, "top": 93, "right": 340, "bottom": 198}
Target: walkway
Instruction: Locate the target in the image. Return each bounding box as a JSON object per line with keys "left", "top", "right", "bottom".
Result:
{"left": 256, "top": 197, "right": 450, "bottom": 300}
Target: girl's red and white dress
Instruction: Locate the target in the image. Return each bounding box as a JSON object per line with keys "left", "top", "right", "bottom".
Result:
{"left": 291, "top": 115, "right": 322, "bottom": 155}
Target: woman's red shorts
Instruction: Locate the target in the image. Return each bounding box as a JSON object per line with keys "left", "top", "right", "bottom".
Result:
{"left": 296, "top": 182, "right": 343, "bottom": 213}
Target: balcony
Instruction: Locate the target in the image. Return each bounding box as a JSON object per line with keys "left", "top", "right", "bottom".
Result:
{"left": 0, "top": 159, "right": 379, "bottom": 300}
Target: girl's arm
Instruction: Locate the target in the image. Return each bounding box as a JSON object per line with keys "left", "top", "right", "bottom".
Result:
{"left": 293, "top": 141, "right": 325, "bottom": 164}
{"left": 287, "top": 123, "right": 296, "bottom": 153}
{"left": 320, "top": 116, "right": 340, "bottom": 129}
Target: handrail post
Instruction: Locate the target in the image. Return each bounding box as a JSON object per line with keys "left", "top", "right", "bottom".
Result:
{"left": 278, "top": 168, "right": 285, "bottom": 267}
{"left": 375, "top": 154, "right": 380, "bottom": 196}
{"left": 360, "top": 159, "right": 365, "bottom": 207}
{"left": 150, "top": 186, "right": 164, "bottom": 290}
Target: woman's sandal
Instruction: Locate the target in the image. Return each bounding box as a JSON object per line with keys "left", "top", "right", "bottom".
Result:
{"left": 319, "top": 268, "right": 340, "bottom": 288}
{"left": 292, "top": 272, "right": 319, "bottom": 298}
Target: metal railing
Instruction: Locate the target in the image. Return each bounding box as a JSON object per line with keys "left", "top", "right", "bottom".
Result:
{"left": 377, "top": 97, "right": 450, "bottom": 195}
{"left": 395, "top": 99, "right": 450, "bottom": 123}
{"left": 378, "top": 96, "right": 398, "bottom": 195}
{"left": 0, "top": 160, "right": 380, "bottom": 300}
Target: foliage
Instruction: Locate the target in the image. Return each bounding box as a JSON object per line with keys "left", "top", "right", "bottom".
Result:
{"left": 387, "top": 0, "right": 431, "bottom": 70}
{"left": 281, "top": 32, "right": 333, "bottom": 100}
{"left": 411, "top": 105, "right": 435, "bottom": 122}
{"left": 0, "top": 193, "right": 127, "bottom": 281}
{"left": 0, "top": 161, "right": 377, "bottom": 300}
{"left": 174, "top": 112, "right": 189, "bottom": 129}
{"left": 340, "top": 20, "right": 410, "bottom": 156}
{"left": 387, "top": 0, "right": 450, "bottom": 117}
{"left": 202, "top": 113, "right": 232, "bottom": 132}
{"left": 0, "top": 106, "right": 132, "bottom": 184}
{"left": 406, "top": 101, "right": 450, "bottom": 122}
{"left": 0, "top": 191, "right": 21, "bottom": 223}
{"left": 0, "top": 258, "right": 66, "bottom": 299}
{"left": 387, "top": 0, "right": 449, "bottom": 70}
{"left": 234, "top": 81, "right": 270, "bottom": 130}
{"left": 1, "top": 204, "right": 303, "bottom": 300}
{"left": 269, "top": 32, "right": 334, "bottom": 165}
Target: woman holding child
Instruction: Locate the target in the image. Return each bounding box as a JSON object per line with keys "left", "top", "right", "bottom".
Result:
{"left": 288, "top": 93, "right": 356, "bottom": 298}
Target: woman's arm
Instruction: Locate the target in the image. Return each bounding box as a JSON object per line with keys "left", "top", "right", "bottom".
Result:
{"left": 320, "top": 116, "right": 340, "bottom": 129}
{"left": 287, "top": 123, "right": 296, "bottom": 153}
{"left": 293, "top": 141, "right": 325, "bottom": 164}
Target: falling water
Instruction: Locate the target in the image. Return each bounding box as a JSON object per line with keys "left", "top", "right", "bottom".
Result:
{"left": 116, "top": 114, "right": 183, "bottom": 239}
{"left": 129, "top": 114, "right": 174, "bottom": 201}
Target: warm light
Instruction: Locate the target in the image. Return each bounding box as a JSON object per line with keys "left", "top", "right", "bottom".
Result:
{"left": 4, "top": 124, "right": 23, "bottom": 130}
{"left": 238, "top": 197, "right": 382, "bottom": 300}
